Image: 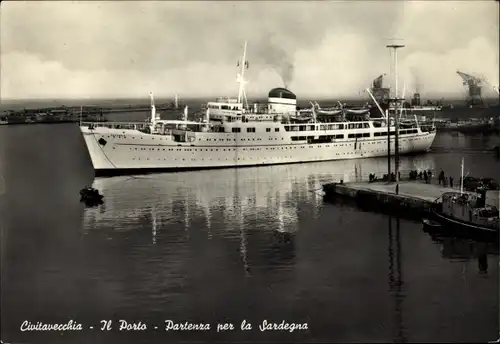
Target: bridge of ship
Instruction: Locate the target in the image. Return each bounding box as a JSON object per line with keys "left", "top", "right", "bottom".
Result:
{"left": 207, "top": 102, "right": 288, "bottom": 122}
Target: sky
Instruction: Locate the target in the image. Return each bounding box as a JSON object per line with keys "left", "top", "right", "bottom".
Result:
{"left": 1, "top": 0, "right": 499, "bottom": 100}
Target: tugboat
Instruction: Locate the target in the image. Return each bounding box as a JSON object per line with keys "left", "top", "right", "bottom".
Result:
{"left": 80, "top": 186, "right": 104, "bottom": 206}
{"left": 428, "top": 158, "right": 499, "bottom": 241}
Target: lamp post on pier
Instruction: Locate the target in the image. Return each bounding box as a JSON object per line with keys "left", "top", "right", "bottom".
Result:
{"left": 386, "top": 43, "right": 405, "bottom": 195}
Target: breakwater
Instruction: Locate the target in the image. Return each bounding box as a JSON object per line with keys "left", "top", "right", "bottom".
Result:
{"left": 0, "top": 102, "right": 184, "bottom": 125}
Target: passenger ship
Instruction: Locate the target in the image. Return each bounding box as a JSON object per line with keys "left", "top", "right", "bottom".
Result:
{"left": 80, "top": 42, "right": 437, "bottom": 176}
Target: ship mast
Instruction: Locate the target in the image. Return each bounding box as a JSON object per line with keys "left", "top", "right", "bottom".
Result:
{"left": 237, "top": 41, "right": 248, "bottom": 107}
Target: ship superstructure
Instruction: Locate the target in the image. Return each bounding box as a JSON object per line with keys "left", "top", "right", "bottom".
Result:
{"left": 80, "top": 42, "right": 437, "bottom": 176}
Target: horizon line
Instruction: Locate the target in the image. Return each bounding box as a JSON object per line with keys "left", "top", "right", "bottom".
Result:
{"left": 2, "top": 95, "right": 499, "bottom": 103}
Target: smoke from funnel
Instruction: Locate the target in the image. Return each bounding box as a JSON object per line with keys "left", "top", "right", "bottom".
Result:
{"left": 280, "top": 62, "right": 294, "bottom": 89}
{"left": 256, "top": 35, "right": 296, "bottom": 89}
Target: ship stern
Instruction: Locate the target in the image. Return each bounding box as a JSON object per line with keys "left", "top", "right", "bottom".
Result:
{"left": 425, "top": 131, "right": 437, "bottom": 152}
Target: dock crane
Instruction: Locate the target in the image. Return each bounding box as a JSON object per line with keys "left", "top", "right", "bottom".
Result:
{"left": 456, "top": 70, "right": 484, "bottom": 107}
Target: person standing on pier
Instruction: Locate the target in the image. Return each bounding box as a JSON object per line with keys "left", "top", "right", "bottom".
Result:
{"left": 438, "top": 169, "right": 445, "bottom": 185}
{"left": 424, "top": 170, "right": 428, "bottom": 184}
{"left": 449, "top": 176, "right": 454, "bottom": 188}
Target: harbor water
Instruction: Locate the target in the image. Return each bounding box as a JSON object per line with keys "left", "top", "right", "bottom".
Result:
{"left": 0, "top": 122, "right": 499, "bottom": 343}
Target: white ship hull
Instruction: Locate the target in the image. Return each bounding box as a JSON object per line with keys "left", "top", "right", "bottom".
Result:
{"left": 80, "top": 124, "right": 436, "bottom": 176}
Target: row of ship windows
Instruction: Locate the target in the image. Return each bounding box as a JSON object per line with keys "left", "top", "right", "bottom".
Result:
{"left": 131, "top": 150, "right": 399, "bottom": 161}
{"left": 120, "top": 137, "right": 421, "bottom": 152}
{"left": 207, "top": 104, "right": 240, "bottom": 110}
{"left": 374, "top": 129, "right": 419, "bottom": 136}
{"left": 219, "top": 123, "right": 373, "bottom": 133}
{"left": 205, "top": 137, "right": 283, "bottom": 141}
{"left": 285, "top": 123, "right": 370, "bottom": 131}
{"left": 211, "top": 114, "right": 275, "bottom": 122}
{"left": 188, "top": 132, "right": 415, "bottom": 142}
{"left": 290, "top": 129, "right": 419, "bottom": 141}
{"left": 106, "top": 129, "right": 420, "bottom": 142}
{"left": 207, "top": 131, "right": 419, "bottom": 141}
{"left": 228, "top": 127, "right": 280, "bottom": 133}
{"left": 223, "top": 125, "right": 373, "bottom": 133}
{"left": 107, "top": 134, "right": 283, "bottom": 141}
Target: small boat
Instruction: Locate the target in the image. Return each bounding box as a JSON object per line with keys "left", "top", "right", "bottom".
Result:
{"left": 316, "top": 109, "right": 343, "bottom": 116}
{"left": 80, "top": 186, "right": 104, "bottom": 205}
{"left": 430, "top": 192, "right": 499, "bottom": 241}
{"left": 429, "top": 158, "right": 499, "bottom": 241}
{"left": 289, "top": 114, "right": 313, "bottom": 122}
{"left": 421, "top": 218, "right": 443, "bottom": 236}
{"left": 344, "top": 108, "right": 370, "bottom": 115}
{"left": 422, "top": 218, "right": 441, "bottom": 228}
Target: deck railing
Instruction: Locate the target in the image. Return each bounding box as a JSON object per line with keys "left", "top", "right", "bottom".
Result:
{"left": 80, "top": 121, "right": 149, "bottom": 130}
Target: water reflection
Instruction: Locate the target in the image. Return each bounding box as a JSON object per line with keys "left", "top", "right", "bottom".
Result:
{"left": 81, "top": 157, "right": 435, "bottom": 281}
{"left": 152, "top": 206, "right": 157, "bottom": 245}
{"left": 388, "top": 216, "right": 407, "bottom": 343}
{"left": 424, "top": 230, "right": 498, "bottom": 275}
{"left": 234, "top": 176, "right": 249, "bottom": 275}
{"left": 85, "top": 156, "right": 435, "bottom": 226}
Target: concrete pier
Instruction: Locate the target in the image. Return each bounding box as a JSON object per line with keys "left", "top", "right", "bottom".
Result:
{"left": 323, "top": 181, "right": 473, "bottom": 219}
